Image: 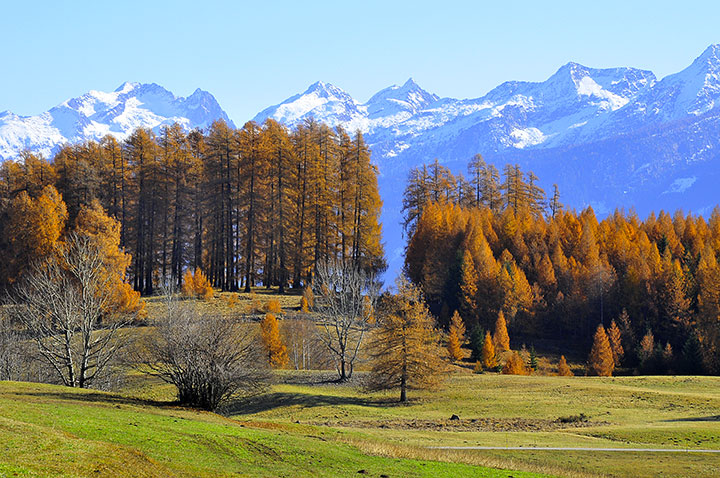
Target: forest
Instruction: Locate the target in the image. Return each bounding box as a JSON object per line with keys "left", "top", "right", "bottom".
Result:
{"left": 0, "top": 119, "right": 385, "bottom": 294}
{"left": 403, "top": 156, "right": 720, "bottom": 375}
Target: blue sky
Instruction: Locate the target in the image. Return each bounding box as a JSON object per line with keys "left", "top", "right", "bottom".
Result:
{"left": 2, "top": 1, "right": 718, "bottom": 122}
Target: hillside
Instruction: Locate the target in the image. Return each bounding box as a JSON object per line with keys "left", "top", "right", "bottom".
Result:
{"left": 0, "top": 381, "right": 545, "bottom": 478}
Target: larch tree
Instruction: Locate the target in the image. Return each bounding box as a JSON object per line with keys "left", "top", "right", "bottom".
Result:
{"left": 480, "top": 331, "right": 497, "bottom": 370}
{"left": 587, "top": 324, "right": 614, "bottom": 376}
{"left": 367, "top": 277, "right": 447, "bottom": 402}
{"left": 260, "top": 313, "right": 288, "bottom": 369}
{"left": 557, "top": 355, "right": 573, "bottom": 376}
{"left": 607, "top": 320, "right": 624, "bottom": 367}
{"left": 493, "top": 310, "right": 510, "bottom": 352}
{"left": 502, "top": 351, "right": 528, "bottom": 375}
{"left": 447, "top": 310, "right": 466, "bottom": 362}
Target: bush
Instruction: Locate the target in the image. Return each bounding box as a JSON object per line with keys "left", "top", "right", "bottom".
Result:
{"left": 140, "top": 297, "right": 269, "bottom": 410}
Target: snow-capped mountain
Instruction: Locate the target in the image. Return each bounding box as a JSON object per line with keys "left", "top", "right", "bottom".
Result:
{"left": 253, "top": 44, "right": 720, "bottom": 274}
{"left": 4, "top": 45, "right": 720, "bottom": 277}
{"left": 0, "top": 82, "right": 233, "bottom": 160}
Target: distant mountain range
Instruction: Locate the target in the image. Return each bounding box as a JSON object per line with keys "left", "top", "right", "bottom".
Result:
{"left": 3, "top": 45, "right": 720, "bottom": 277}
{"left": 0, "top": 82, "right": 233, "bottom": 160}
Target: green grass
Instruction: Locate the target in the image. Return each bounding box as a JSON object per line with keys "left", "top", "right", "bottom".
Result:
{"left": 224, "top": 371, "right": 720, "bottom": 478}
{"left": 0, "top": 381, "right": 549, "bottom": 478}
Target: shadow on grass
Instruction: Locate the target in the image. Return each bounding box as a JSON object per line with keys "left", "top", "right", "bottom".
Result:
{"left": 223, "top": 391, "right": 394, "bottom": 416}
{"left": 663, "top": 415, "right": 720, "bottom": 422}
{"left": 20, "top": 390, "right": 175, "bottom": 408}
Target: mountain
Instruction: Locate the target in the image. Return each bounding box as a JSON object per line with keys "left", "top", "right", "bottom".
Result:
{"left": 3, "top": 46, "right": 720, "bottom": 278}
{"left": 0, "top": 82, "right": 233, "bottom": 160}
{"left": 254, "top": 45, "right": 720, "bottom": 275}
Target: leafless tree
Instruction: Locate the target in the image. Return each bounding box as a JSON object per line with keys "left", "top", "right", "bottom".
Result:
{"left": 9, "top": 233, "right": 133, "bottom": 388}
{"left": 313, "top": 259, "right": 380, "bottom": 381}
{"left": 281, "top": 314, "right": 330, "bottom": 370}
{"left": 0, "top": 312, "right": 26, "bottom": 381}
{"left": 138, "top": 294, "right": 269, "bottom": 411}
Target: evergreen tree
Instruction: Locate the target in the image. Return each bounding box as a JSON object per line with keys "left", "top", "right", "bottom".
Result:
{"left": 528, "top": 345, "right": 538, "bottom": 371}
{"left": 469, "top": 326, "right": 485, "bottom": 361}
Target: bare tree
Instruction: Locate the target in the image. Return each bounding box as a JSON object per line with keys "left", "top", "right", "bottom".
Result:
{"left": 313, "top": 259, "right": 379, "bottom": 381}
{"left": 281, "top": 314, "right": 330, "bottom": 370}
{"left": 0, "top": 313, "right": 26, "bottom": 381}
{"left": 9, "top": 233, "right": 133, "bottom": 388}
{"left": 139, "top": 294, "right": 269, "bottom": 411}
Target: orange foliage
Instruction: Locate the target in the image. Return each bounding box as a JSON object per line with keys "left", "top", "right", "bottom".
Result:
{"left": 447, "top": 311, "right": 465, "bottom": 361}
{"left": 480, "top": 331, "right": 497, "bottom": 370}
{"left": 265, "top": 299, "right": 283, "bottom": 315}
{"left": 182, "top": 268, "right": 214, "bottom": 300}
{"left": 557, "top": 355, "right": 573, "bottom": 376}
{"left": 261, "top": 313, "right": 288, "bottom": 369}
{"left": 587, "top": 325, "right": 614, "bottom": 376}
{"left": 493, "top": 311, "right": 510, "bottom": 352}
{"left": 502, "top": 351, "right": 529, "bottom": 375}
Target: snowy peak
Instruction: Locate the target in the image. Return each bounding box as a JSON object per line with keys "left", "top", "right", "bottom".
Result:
{"left": 0, "top": 82, "right": 233, "bottom": 160}
{"left": 366, "top": 78, "right": 439, "bottom": 118}
{"left": 631, "top": 44, "right": 720, "bottom": 120}
{"left": 253, "top": 81, "right": 363, "bottom": 127}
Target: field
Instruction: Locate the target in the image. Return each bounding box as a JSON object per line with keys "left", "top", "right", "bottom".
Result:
{"left": 3, "top": 292, "right": 720, "bottom": 477}
{"left": 217, "top": 372, "right": 720, "bottom": 478}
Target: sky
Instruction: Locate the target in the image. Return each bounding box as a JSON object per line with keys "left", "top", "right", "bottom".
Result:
{"left": 2, "top": 0, "right": 719, "bottom": 122}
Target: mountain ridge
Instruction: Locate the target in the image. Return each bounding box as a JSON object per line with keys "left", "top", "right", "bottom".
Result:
{"left": 3, "top": 45, "right": 720, "bottom": 277}
{"left": 0, "top": 82, "right": 233, "bottom": 160}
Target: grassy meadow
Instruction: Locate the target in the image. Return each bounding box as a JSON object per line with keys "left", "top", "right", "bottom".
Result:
{"left": 3, "top": 292, "right": 720, "bottom": 477}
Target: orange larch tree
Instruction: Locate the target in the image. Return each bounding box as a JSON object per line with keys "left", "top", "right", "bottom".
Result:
{"left": 587, "top": 324, "right": 614, "bottom": 376}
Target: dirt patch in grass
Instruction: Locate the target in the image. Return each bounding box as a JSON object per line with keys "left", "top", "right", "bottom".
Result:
{"left": 308, "top": 417, "right": 608, "bottom": 432}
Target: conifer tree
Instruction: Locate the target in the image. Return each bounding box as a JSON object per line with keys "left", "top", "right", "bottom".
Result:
{"left": 607, "top": 320, "right": 624, "bottom": 366}
{"left": 447, "top": 311, "right": 466, "bottom": 361}
{"left": 481, "top": 331, "right": 497, "bottom": 370}
{"left": 261, "top": 313, "right": 288, "bottom": 369}
{"left": 493, "top": 311, "right": 510, "bottom": 351}
{"left": 502, "top": 351, "right": 528, "bottom": 375}
{"left": 469, "top": 326, "right": 485, "bottom": 361}
{"left": 528, "top": 345, "right": 538, "bottom": 371}
{"left": 587, "top": 324, "right": 614, "bottom": 376}
{"left": 367, "top": 277, "right": 446, "bottom": 402}
{"left": 639, "top": 330, "right": 655, "bottom": 364}
{"left": 557, "top": 355, "right": 573, "bottom": 376}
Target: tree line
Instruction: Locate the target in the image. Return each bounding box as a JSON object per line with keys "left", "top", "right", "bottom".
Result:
{"left": 403, "top": 158, "right": 720, "bottom": 375}
{"left": 0, "top": 119, "right": 385, "bottom": 294}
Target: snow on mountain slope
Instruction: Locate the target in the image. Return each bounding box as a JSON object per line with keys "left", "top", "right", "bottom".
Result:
{"left": 0, "top": 82, "right": 233, "bottom": 160}
{"left": 3, "top": 45, "right": 720, "bottom": 279}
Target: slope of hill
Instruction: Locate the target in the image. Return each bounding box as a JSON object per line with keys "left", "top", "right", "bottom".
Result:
{"left": 0, "top": 381, "right": 541, "bottom": 478}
